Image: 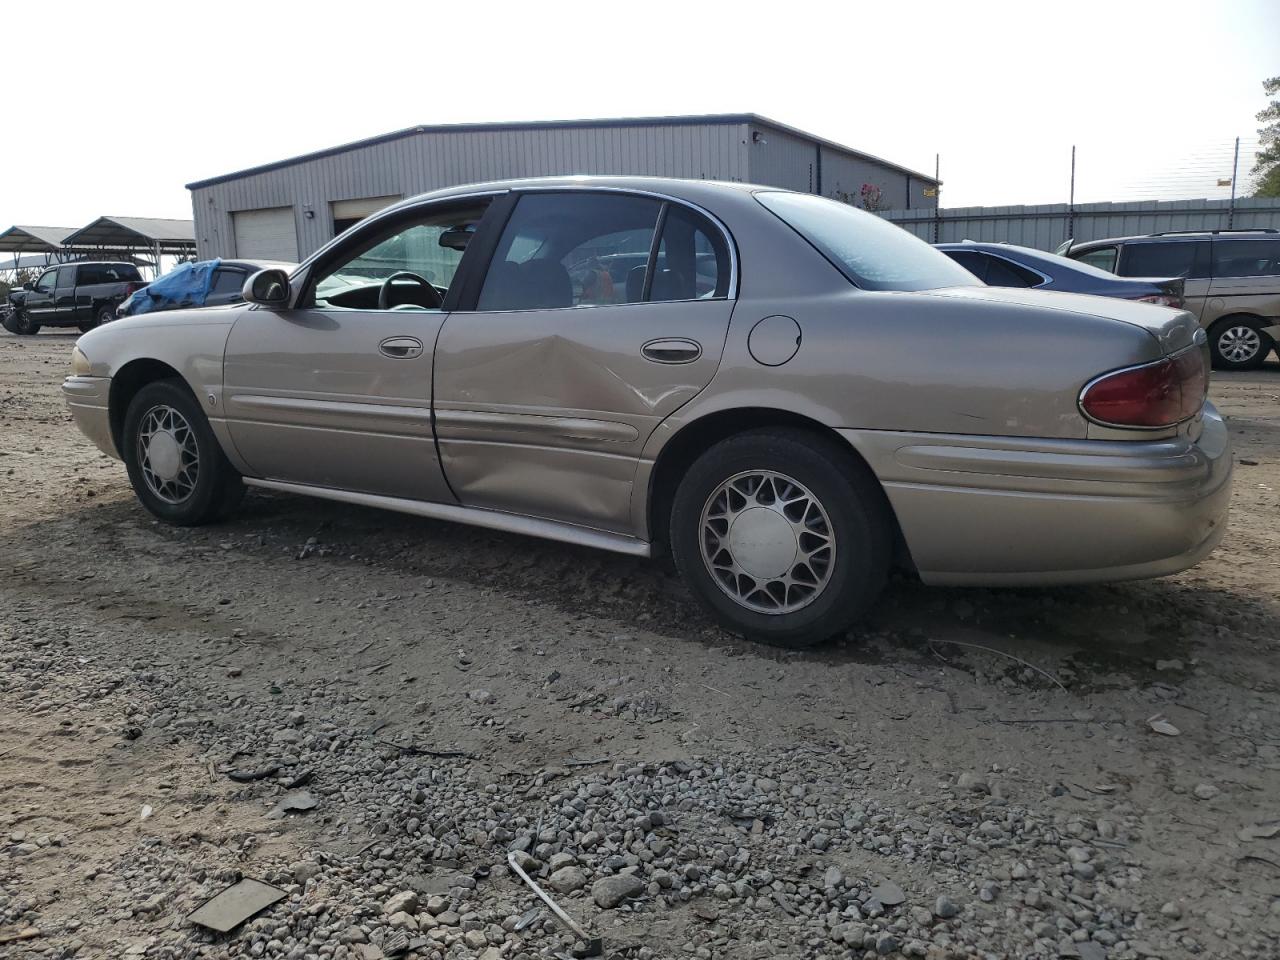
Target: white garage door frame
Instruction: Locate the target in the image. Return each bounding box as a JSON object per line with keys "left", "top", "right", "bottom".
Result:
{"left": 232, "top": 206, "right": 299, "bottom": 261}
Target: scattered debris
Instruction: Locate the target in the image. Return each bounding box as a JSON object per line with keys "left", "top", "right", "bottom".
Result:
{"left": 265, "top": 790, "right": 319, "bottom": 819}
{"left": 506, "top": 852, "right": 602, "bottom": 957}
{"left": 228, "top": 762, "right": 281, "bottom": 783}
{"left": 188, "top": 878, "right": 287, "bottom": 933}
{"left": 139, "top": 804, "right": 153, "bottom": 820}
{"left": 0, "top": 928, "right": 42, "bottom": 945}
{"left": 1146, "top": 714, "right": 1181, "bottom": 737}
{"left": 1238, "top": 821, "right": 1280, "bottom": 842}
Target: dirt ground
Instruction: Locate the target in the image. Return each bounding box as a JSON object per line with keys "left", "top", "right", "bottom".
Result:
{"left": 1, "top": 329, "right": 1278, "bottom": 960}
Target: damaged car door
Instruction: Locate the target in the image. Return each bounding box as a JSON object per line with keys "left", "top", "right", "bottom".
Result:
{"left": 222, "top": 197, "right": 495, "bottom": 501}
{"left": 432, "top": 189, "right": 736, "bottom": 533}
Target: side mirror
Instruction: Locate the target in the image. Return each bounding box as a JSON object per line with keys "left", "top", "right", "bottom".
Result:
{"left": 22, "top": 282, "right": 33, "bottom": 291}
{"left": 243, "top": 268, "right": 291, "bottom": 307}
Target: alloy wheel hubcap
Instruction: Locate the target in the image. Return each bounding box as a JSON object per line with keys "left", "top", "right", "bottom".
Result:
{"left": 137, "top": 404, "right": 199, "bottom": 504}
{"left": 1219, "top": 325, "right": 1260, "bottom": 363}
{"left": 699, "top": 470, "right": 835, "bottom": 615}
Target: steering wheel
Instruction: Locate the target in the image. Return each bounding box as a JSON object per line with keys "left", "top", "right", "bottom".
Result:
{"left": 377, "top": 271, "right": 443, "bottom": 311}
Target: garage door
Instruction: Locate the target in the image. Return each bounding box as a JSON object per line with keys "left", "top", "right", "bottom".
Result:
{"left": 232, "top": 207, "right": 298, "bottom": 261}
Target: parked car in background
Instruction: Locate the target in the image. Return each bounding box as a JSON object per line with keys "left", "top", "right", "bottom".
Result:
{"left": 3, "top": 262, "right": 144, "bottom": 335}
{"left": 63, "top": 177, "right": 1230, "bottom": 648}
{"left": 1062, "top": 230, "right": 1280, "bottom": 370}
{"left": 117, "top": 258, "right": 296, "bottom": 319}
{"left": 938, "top": 241, "right": 1184, "bottom": 306}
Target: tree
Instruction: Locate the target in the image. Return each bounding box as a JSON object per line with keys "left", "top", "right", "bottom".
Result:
{"left": 1253, "top": 75, "right": 1280, "bottom": 198}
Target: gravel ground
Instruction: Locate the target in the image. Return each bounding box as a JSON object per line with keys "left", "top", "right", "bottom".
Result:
{"left": 1, "top": 330, "right": 1278, "bottom": 960}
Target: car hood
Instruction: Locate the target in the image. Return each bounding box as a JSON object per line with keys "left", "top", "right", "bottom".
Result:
{"left": 925, "top": 284, "right": 1201, "bottom": 355}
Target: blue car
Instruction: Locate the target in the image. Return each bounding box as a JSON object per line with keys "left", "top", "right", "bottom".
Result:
{"left": 116, "top": 258, "right": 295, "bottom": 319}
{"left": 937, "top": 241, "right": 1184, "bottom": 307}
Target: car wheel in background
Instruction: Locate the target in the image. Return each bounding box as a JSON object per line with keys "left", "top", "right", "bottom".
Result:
{"left": 122, "top": 379, "right": 245, "bottom": 526}
{"left": 669, "top": 428, "right": 892, "bottom": 648}
{"left": 9, "top": 309, "right": 41, "bottom": 336}
{"left": 79, "top": 303, "right": 116, "bottom": 333}
{"left": 1209, "top": 317, "right": 1270, "bottom": 371}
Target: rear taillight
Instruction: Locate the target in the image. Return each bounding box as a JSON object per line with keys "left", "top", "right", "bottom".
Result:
{"left": 1079, "top": 348, "right": 1207, "bottom": 429}
{"left": 1133, "top": 294, "right": 1183, "bottom": 308}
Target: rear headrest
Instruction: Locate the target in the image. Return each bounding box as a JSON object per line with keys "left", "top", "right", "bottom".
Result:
{"left": 477, "top": 259, "right": 573, "bottom": 311}
{"left": 520, "top": 259, "right": 572, "bottom": 309}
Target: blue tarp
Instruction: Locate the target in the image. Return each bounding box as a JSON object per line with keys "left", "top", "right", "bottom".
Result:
{"left": 127, "top": 259, "right": 220, "bottom": 316}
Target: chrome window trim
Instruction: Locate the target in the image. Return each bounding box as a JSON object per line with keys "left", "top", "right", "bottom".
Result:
{"left": 289, "top": 185, "right": 740, "bottom": 311}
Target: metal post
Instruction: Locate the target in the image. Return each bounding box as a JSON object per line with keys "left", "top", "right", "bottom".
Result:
{"left": 932, "top": 153, "right": 941, "bottom": 244}
{"left": 1066, "top": 145, "right": 1076, "bottom": 244}
{"left": 1228, "top": 136, "right": 1240, "bottom": 230}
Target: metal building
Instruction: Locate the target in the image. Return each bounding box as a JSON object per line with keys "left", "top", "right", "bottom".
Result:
{"left": 186, "top": 114, "right": 939, "bottom": 262}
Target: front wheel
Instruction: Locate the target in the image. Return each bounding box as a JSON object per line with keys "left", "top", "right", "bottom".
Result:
{"left": 8, "top": 308, "right": 40, "bottom": 336}
{"left": 1209, "top": 317, "right": 1271, "bottom": 370}
{"left": 669, "top": 429, "right": 892, "bottom": 648}
{"left": 122, "top": 379, "right": 245, "bottom": 525}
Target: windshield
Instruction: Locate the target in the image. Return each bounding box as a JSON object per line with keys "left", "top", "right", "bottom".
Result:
{"left": 755, "top": 191, "right": 979, "bottom": 291}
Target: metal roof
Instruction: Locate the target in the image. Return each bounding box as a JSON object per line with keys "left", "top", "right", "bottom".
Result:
{"left": 0, "top": 225, "right": 78, "bottom": 253}
{"left": 185, "top": 113, "right": 940, "bottom": 190}
{"left": 61, "top": 216, "right": 196, "bottom": 251}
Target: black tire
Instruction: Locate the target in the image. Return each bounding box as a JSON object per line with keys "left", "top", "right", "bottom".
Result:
{"left": 1208, "top": 316, "right": 1271, "bottom": 371}
{"left": 669, "top": 429, "right": 892, "bottom": 648}
{"left": 0, "top": 309, "right": 18, "bottom": 334}
{"left": 9, "top": 308, "right": 40, "bottom": 336}
{"left": 122, "top": 379, "right": 244, "bottom": 526}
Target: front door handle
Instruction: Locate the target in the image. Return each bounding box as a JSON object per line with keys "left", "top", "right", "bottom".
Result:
{"left": 379, "top": 336, "right": 423, "bottom": 359}
{"left": 641, "top": 338, "right": 702, "bottom": 364}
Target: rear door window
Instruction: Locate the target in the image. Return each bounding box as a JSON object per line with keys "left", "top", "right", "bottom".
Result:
{"left": 1075, "top": 246, "right": 1117, "bottom": 272}
{"left": 1118, "top": 241, "right": 1208, "bottom": 279}
{"left": 477, "top": 193, "right": 663, "bottom": 311}
{"left": 1211, "top": 238, "right": 1280, "bottom": 278}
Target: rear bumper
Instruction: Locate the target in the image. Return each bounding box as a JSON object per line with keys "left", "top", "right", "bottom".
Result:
{"left": 841, "top": 403, "right": 1233, "bottom": 586}
{"left": 62, "top": 376, "right": 119, "bottom": 459}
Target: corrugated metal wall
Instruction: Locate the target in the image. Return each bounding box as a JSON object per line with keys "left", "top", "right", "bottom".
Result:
{"left": 883, "top": 197, "right": 1280, "bottom": 249}
{"left": 191, "top": 122, "right": 753, "bottom": 259}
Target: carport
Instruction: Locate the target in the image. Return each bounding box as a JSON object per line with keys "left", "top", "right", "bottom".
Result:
{"left": 0, "top": 225, "right": 79, "bottom": 274}
{"left": 60, "top": 217, "right": 197, "bottom": 278}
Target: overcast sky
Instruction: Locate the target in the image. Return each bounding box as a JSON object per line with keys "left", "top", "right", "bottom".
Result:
{"left": 5, "top": 0, "right": 1276, "bottom": 228}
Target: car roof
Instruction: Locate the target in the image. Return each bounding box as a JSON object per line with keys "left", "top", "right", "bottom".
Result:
{"left": 388, "top": 175, "right": 778, "bottom": 213}
{"left": 1071, "top": 229, "right": 1278, "bottom": 251}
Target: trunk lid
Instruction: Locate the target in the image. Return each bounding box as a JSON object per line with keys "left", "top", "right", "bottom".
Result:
{"left": 927, "top": 284, "right": 1202, "bottom": 356}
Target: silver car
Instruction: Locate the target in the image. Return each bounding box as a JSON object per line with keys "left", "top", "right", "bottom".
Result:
{"left": 63, "top": 177, "right": 1232, "bottom": 647}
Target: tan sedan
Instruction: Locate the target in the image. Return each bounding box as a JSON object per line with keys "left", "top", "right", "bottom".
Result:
{"left": 63, "top": 177, "right": 1232, "bottom": 647}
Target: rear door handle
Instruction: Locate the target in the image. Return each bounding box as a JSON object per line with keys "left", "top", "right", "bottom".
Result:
{"left": 379, "top": 336, "right": 423, "bottom": 359}
{"left": 641, "top": 338, "right": 702, "bottom": 364}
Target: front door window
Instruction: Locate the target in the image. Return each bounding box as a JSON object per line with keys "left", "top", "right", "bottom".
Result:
{"left": 310, "top": 200, "right": 491, "bottom": 311}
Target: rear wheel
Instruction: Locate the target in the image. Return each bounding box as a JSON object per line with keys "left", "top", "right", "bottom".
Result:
{"left": 1209, "top": 317, "right": 1271, "bottom": 370}
{"left": 79, "top": 303, "right": 116, "bottom": 333}
{"left": 122, "top": 379, "right": 244, "bottom": 525}
{"left": 669, "top": 429, "right": 892, "bottom": 648}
